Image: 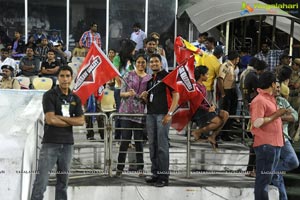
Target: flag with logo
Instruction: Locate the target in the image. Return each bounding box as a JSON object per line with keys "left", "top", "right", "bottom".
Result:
{"left": 73, "top": 42, "right": 120, "bottom": 104}
{"left": 162, "top": 55, "right": 204, "bottom": 131}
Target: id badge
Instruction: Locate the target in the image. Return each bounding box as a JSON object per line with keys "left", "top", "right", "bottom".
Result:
{"left": 61, "top": 103, "right": 70, "bottom": 117}
{"left": 149, "top": 93, "right": 154, "bottom": 102}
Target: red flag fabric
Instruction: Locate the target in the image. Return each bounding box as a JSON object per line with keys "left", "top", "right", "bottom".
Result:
{"left": 162, "top": 55, "right": 204, "bottom": 131}
{"left": 73, "top": 42, "right": 120, "bottom": 104}
{"left": 174, "top": 36, "right": 201, "bottom": 65}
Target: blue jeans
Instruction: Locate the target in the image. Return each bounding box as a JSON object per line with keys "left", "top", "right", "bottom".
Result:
{"left": 272, "top": 140, "right": 299, "bottom": 200}
{"left": 146, "top": 114, "right": 170, "bottom": 181}
{"left": 254, "top": 144, "right": 281, "bottom": 200}
{"left": 31, "top": 144, "right": 73, "bottom": 200}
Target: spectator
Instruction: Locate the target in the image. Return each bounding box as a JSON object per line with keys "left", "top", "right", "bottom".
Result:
{"left": 239, "top": 46, "right": 252, "bottom": 72}
{"left": 72, "top": 41, "right": 86, "bottom": 57}
{"left": 150, "top": 32, "right": 166, "bottom": 57}
{"left": 0, "top": 48, "right": 17, "bottom": 72}
{"left": 191, "top": 32, "right": 208, "bottom": 51}
{"left": 107, "top": 48, "right": 116, "bottom": 62}
{"left": 130, "top": 22, "right": 146, "bottom": 51}
{"left": 0, "top": 65, "right": 20, "bottom": 89}
{"left": 25, "top": 35, "right": 37, "bottom": 51}
{"left": 217, "top": 50, "right": 239, "bottom": 141}
{"left": 272, "top": 80, "right": 299, "bottom": 200}
{"left": 275, "top": 53, "right": 292, "bottom": 75}
{"left": 40, "top": 49, "right": 60, "bottom": 87}
{"left": 79, "top": 22, "right": 101, "bottom": 49}
{"left": 140, "top": 53, "right": 179, "bottom": 187}
{"left": 30, "top": 65, "right": 84, "bottom": 200}
{"left": 52, "top": 41, "right": 67, "bottom": 66}
{"left": 202, "top": 45, "right": 223, "bottom": 105}
{"left": 19, "top": 47, "right": 40, "bottom": 84}
{"left": 35, "top": 38, "right": 50, "bottom": 62}
{"left": 144, "top": 37, "right": 168, "bottom": 74}
{"left": 48, "top": 29, "right": 63, "bottom": 44}
{"left": 9, "top": 30, "right": 25, "bottom": 59}
{"left": 191, "top": 65, "right": 229, "bottom": 151}
{"left": 115, "top": 53, "right": 151, "bottom": 176}
{"left": 205, "top": 36, "right": 216, "bottom": 55}
{"left": 250, "top": 71, "right": 288, "bottom": 200}
{"left": 33, "top": 28, "right": 47, "bottom": 45}
{"left": 255, "top": 41, "right": 284, "bottom": 72}
{"left": 113, "top": 39, "right": 136, "bottom": 140}
{"left": 277, "top": 66, "right": 292, "bottom": 100}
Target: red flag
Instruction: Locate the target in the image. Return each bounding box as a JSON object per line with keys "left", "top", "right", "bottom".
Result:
{"left": 73, "top": 42, "right": 120, "bottom": 104}
{"left": 174, "top": 36, "right": 201, "bottom": 65}
{"left": 162, "top": 55, "right": 204, "bottom": 131}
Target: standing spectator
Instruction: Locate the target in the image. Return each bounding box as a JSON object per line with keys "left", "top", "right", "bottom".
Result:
{"left": 130, "top": 22, "right": 146, "bottom": 51}
{"left": 140, "top": 53, "right": 179, "bottom": 187}
{"left": 150, "top": 32, "right": 166, "bottom": 57}
{"left": 205, "top": 36, "right": 216, "bottom": 55}
{"left": 144, "top": 37, "right": 168, "bottom": 74}
{"left": 35, "top": 38, "right": 50, "bottom": 62}
{"left": 40, "top": 49, "right": 60, "bottom": 87}
{"left": 250, "top": 71, "right": 287, "bottom": 200}
{"left": 255, "top": 41, "right": 284, "bottom": 72}
{"left": 217, "top": 50, "right": 239, "bottom": 141}
{"left": 19, "top": 47, "right": 40, "bottom": 84}
{"left": 202, "top": 45, "right": 223, "bottom": 105}
{"left": 275, "top": 53, "right": 292, "bottom": 75}
{"left": 239, "top": 46, "right": 252, "bottom": 72}
{"left": 288, "top": 58, "right": 300, "bottom": 139}
{"left": 191, "top": 32, "right": 208, "bottom": 51}
{"left": 0, "top": 65, "right": 20, "bottom": 89}
{"left": 115, "top": 54, "right": 151, "bottom": 176}
{"left": 30, "top": 65, "right": 84, "bottom": 200}
{"left": 112, "top": 39, "right": 136, "bottom": 141}
{"left": 79, "top": 22, "right": 101, "bottom": 49}
{"left": 272, "top": 80, "right": 299, "bottom": 200}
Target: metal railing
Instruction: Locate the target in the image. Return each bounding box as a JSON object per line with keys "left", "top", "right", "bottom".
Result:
{"left": 69, "top": 112, "right": 254, "bottom": 178}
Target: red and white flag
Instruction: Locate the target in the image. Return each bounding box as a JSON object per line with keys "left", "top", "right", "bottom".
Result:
{"left": 162, "top": 55, "right": 204, "bottom": 131}
{"left": 73, "top": 42, "right": 120, "bottom": 104}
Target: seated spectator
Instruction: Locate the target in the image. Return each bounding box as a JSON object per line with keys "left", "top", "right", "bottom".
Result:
{"left": 48, "top": 29, "right": 63, "bottom": 44}
{"left": 72, "top": 41, "right": 86, "bottom": 57}
{"left": 35, "top": 38, "right": 50, "bottom": 62}
{"left": 52, "top": 41, "right": 67, "bottom": 65}
{"left": 0, "top": 65, "right": 21, "bottom": 89}
{"left": 8, "top": 30, "right": 25, "bottom": 59}
{"left": 33, "top": 28, "right": 47, "bottom": 45}
{"left": 40, "top": 49, "right": 60, "bottom": 87}
{"left": 107, "top": 48, "right": 116, "bottom": 62}
{"left": 0, "top": 48, "right": 17, "bottom": 73}
{"left": 25, "top": 35, "right": 37, "bottom": 51}
{"left": 19, "top": 47, "right": 40, "bottom": 85}
{"left": 192, "top": 66, "right": 229, "bottom": 150}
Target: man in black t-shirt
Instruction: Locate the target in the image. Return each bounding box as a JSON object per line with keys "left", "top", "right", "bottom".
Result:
{"left": 140, "top": 54, "right": 179, "bottom": 187}
{"left": 40, "top": 49, "right": 60, "bottom": 87}
{"left": 31, "top": 65, "right": 84, "bottom": 200}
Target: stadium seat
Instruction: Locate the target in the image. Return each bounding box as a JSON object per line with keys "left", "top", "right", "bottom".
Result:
{"left": 32, "top": 77, "right": 53, "bottom": 90}
{"left": 71, "top": 56, "right": 85, "bottom": 64}
{"left": 15, "top": 77, "right": 30, "bottom": 89}
{"left": 101, "top": 87, "right": 116, "bottom": 112}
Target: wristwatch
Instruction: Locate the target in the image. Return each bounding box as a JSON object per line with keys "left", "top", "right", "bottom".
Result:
{"left": 167, "top": 111, "right": 173, "bottom": 116}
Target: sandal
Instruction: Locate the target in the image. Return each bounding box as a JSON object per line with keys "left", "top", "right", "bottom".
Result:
{"left": 207, "top": 136, "right": 218, "bottom": 151}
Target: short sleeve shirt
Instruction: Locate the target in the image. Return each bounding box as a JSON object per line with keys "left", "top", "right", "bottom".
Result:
{"left": 218, "top": 61, "right": 236, "bottom": 89}
{"left": 42, "top": 86, "right": 83, "bottom": 144}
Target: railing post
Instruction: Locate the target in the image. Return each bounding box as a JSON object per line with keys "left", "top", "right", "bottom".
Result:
{"left": 186, "top": 122, "right": 191, "bottom": 178}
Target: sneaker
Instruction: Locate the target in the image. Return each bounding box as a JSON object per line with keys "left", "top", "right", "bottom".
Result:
{"left": 154, "top": 180, "right": 168, "bottom": 187}
{"left": 87, "top": 137, "right": 96, "bottom": 140}
{"left": 145, "top": 175, "right": 158, "bottom": 184}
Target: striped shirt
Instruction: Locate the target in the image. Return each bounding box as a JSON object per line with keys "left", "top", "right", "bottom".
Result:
{"left": 255, "top": 50, "right": 284, "bottom": 72}
{"left": 79, "top": 30, "right": 101, "bottom": 48}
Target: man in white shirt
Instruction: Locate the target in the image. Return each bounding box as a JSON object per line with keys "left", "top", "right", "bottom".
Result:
{"left": 130, "top": 22, "right": 146, "bottom": 51}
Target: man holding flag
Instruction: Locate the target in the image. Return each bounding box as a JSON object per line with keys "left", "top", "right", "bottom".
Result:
{"left": 140, "top": 53, "right": 179, "bottom": 187}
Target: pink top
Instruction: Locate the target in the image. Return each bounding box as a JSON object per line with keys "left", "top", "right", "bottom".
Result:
{"left": 250, "top": 88, "right": 284, "bottom": 147}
